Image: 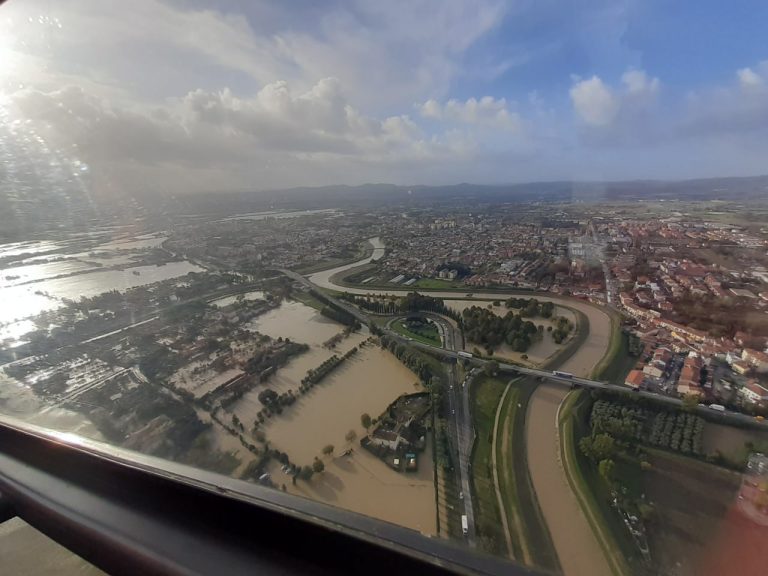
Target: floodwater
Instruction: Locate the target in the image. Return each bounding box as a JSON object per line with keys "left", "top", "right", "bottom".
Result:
{"left": 258, "top": 347, "right": 420, "bottom": 464}
{"left": 228, "top": 293, "right": 435, "bottom": 535}
{"left": 259, "top": 346, "right": 435, "bottom": 534}
{"left": 271, "top": 436, "right": 437, "bottom": 535}
{"left": 0, "top": 261, "right": 203, "bottom": 324}
{"left": 245, "top": 299, "right": 342, "bottom": 346}
{"left": 0, "top": 370, "right": 103, "bottom": 440}
{"left": 232, "top": 295, "right": 368, "bottom": 429}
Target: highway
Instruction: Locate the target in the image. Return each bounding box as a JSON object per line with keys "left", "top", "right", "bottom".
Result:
{"left": 435, "top": 316, "right": 477, "bottom": 547}
{"left": 385, "top": 311, "right": 477, "bottom": 545}
{"left": 281, "top": 266, "right": 768, "bottom": 439}
{"left": 403, "top": 337, "right": 768, "bottom": 429}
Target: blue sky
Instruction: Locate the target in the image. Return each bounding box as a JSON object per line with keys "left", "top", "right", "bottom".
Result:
{"left": 1, "top": 0, "right": 767, "bottom": 193}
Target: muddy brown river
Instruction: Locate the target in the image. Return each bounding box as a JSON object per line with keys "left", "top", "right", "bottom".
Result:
{"left": 310, "top": 240, "right": 615, "bottom": 574}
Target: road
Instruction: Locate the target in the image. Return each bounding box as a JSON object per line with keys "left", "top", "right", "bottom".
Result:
{"left": 438, "top": 316, "right": 476, "bottom": 547}
{"left": 395, "top": 311, "right": 478, "bottom": 545}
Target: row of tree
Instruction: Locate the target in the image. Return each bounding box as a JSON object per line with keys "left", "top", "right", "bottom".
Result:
{"left": 378, "top": 335, "right": 444, "bottom": 385}
{"left": 648, "top": 411, "right": 704, "bottom": 455}
{"left": 302, "top": 346, "right": 359, "bottom": 388}
{"left": 504, "top": 297, "right": 555, "bottom": 318}
{"left": 590, "top": 399, "right": 647, "bottom": 441}
{"left": 319, "top": 305, "right": 361, "bottom": 329}
{"left": 588, "top": 397, "right": 705, "bottom": 457}
{"left": 340, "top": 291, "right": 462, "bottom": 323}
{"left": 551, "top": 315, "right": 573, "bottom": 344}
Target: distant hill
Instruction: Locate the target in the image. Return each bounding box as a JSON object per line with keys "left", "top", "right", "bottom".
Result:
{"left": 167, "top": 175, "right": 768, "bottom": 212}
{"left": 2, "top": 175, "right": 768, "bottom": 240}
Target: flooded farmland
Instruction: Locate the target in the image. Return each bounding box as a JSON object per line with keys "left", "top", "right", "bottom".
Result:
{"left": 259, "top": 346, "right": 435, "bottom": 534}
{"left": 228, "top": 297, "right": 436, "bottom": 533}
{"left": 257, "top": 347, "right": 420, "bottom": 464}
{"left": 245, "top": 299, "right": 342, "bottom": 346}
{"left": 272, "top": 436, "right": 437, "bottom": 535}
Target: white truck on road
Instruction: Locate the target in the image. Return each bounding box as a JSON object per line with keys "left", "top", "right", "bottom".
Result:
{"left": 461, "top": 514, "right": 468, "bottom": 535}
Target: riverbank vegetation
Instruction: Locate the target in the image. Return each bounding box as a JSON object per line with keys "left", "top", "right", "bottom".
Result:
{"left": 560, "top": 388, "right": 756, "bottom": 575}
{"left": 469, "top": 376, "right": 508, "bottom": 556}
{"left": 462, "top": 306, "right": 539, "bottom": 354}
{"left": 559, "top": 391, "right": 635, "bottom": 576}
{"left": 504, "top": 297, "right": 555, "bottom": 318}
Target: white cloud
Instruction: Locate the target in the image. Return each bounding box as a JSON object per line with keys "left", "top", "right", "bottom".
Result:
{"left": 737, "top": 67, "right": 763, "bottom": 88}
{"left": 570, "top": 76, "right": 619, "bottom": 126}
{"left": 0, "top": 0, "right": 508, "bottom": 112}
{"left": 5, "top": 78, "right": 464, "bottom": 192}
{"left": 418, "top": 96, "right": 519, "bottom": 129}
{"left": 621, "top": 70, "right": 659, "bottom": 96}
{"left": 570, "top": 69, "right": 660, "bottom": 130}
{"left": 682, "top": 62, "right": 768, "bottom": 140}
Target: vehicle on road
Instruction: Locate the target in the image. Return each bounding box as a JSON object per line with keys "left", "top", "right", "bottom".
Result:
{"left": 709, "top": 404, "right": 726, "bottom": 412}
{"left": 461, "top": 515, "right": 468, "bottom": 536}
{"left": 552, "top": 370, "right": 573, "bottom": 379}
{"left": 457, "top": 351, "right": 473, "bottom": 359}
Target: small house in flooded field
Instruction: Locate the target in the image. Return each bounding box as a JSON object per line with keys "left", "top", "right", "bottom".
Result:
{"left": 361, "top": 393, "right": 430, "bottom": 473}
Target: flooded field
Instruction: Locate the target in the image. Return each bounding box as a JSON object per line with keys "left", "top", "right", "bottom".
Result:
{"left": 0, "top": 371, "right": 103, "bottom": 440}
{"left": 270, "top": 436, "right": 437, "bottom": 535}
{"left": 227, "top": 294, "right": 436, "bottom": 535}
{"left": 245, "top": 299, "right": 342, "bottom": 346}
{"left": 257, "top": 345, "right": 435, "bottom": 534}
{"left": 0, "top": 261, "right": 203, "bottom": 324}
{"left": 254, "top": 347, "right": 419, "bottom": 463}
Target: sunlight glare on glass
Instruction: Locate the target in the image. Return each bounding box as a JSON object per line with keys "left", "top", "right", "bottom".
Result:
{"left": 0, "top": 17, "right": 20, "bottom": 86}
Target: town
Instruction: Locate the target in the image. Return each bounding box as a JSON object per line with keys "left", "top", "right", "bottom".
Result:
{"left": 2, "top": 196, "right": 768, "bottom": 576}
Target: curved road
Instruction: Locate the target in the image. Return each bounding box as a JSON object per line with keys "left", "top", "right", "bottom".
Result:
{"left": 307, "top": 238, "right": 614, "bottom": 576}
